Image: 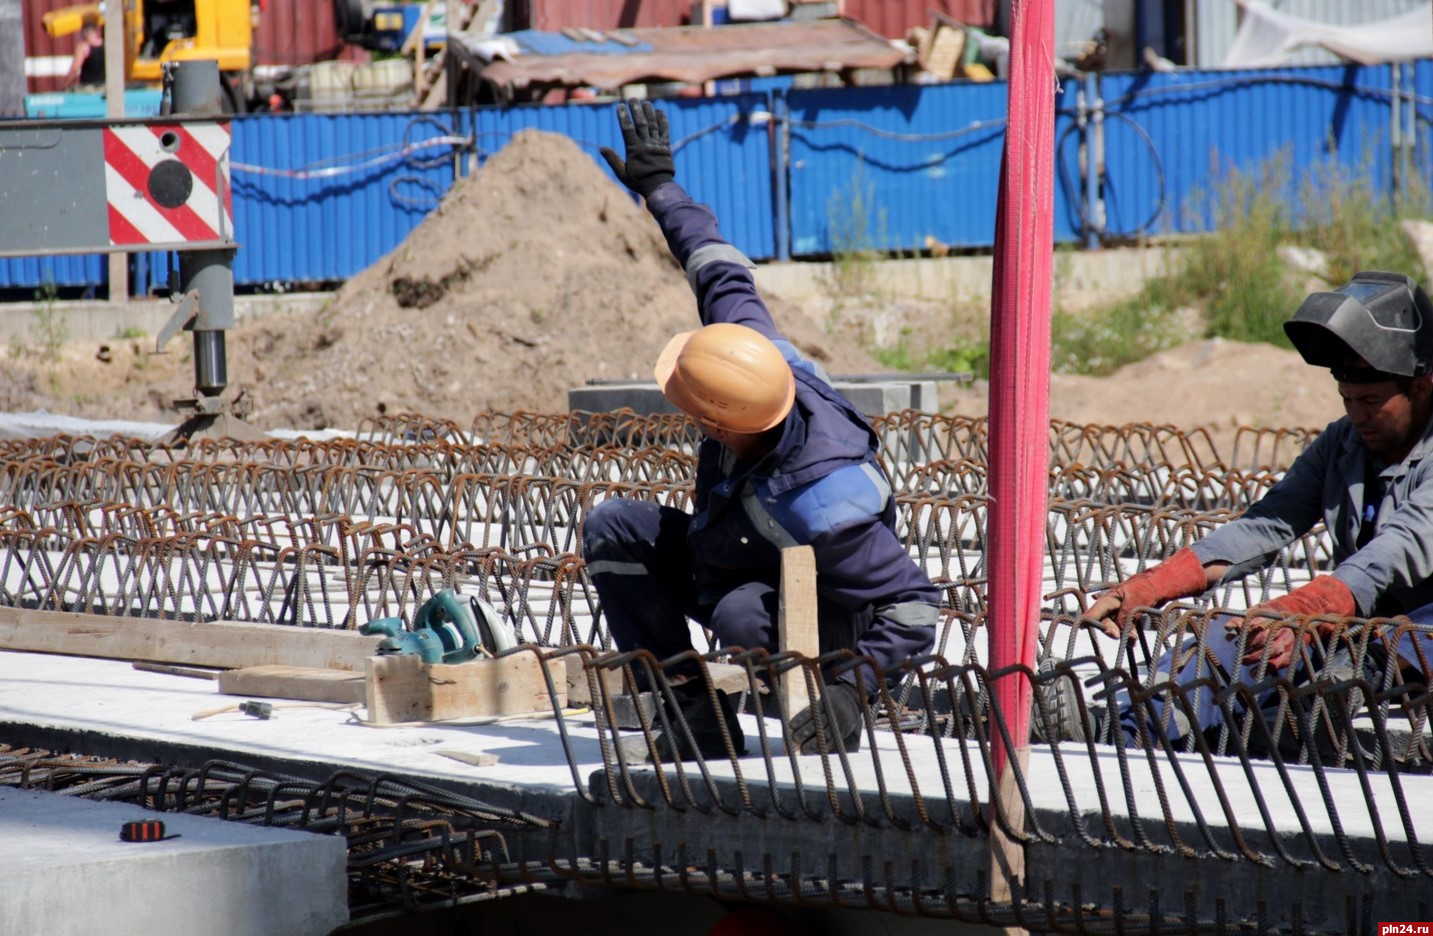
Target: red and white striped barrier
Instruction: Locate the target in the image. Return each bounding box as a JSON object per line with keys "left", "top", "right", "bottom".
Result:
{"left": 103, "top": 122, "right": 234, "bottom": 248}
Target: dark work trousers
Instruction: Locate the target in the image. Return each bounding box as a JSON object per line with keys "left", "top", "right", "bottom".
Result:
{"left": 582, "top": 499, "right": 869, "bottom": 681}
{"left": 1118, "top": 611, "right": 1431, "bottom": 758}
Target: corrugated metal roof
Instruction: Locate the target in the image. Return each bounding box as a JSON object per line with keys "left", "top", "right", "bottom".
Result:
{"left": 507, "top": 30, "right": 653, "bottom": 57}
{"left": 478, "top": 18, "right": 908, "bottom": 91}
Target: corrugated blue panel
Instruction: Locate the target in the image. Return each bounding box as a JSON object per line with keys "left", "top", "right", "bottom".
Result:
{"left": 786, "top": 81, "right": 1080, "bottom": 255}
{"left": 229, "top": 111, "right": 463, "bottom": 285}
{"left": 471, "top": 95, "right": 776, "bottom": 260}
{"left": 1099, "top": 64, "right": 1396, "bottom": 237}
{"left": 1416, "top": 59, "right": 1433, "bottom": 156}
{"left": 0, "top": 254, "right": 104, "bottom": 291}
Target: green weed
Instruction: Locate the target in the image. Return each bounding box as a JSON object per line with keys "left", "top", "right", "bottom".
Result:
{"left": 819, "top": 161, "right": 887, "bottom": 304}
{"left": 29, "top": 284, "right": 69, "bottom": 392}
{"left": 872, "top": 328, "right": 991, "bottom": 378}
{"left": 1055, "top": 153, "right": 1431, "bottom": 375}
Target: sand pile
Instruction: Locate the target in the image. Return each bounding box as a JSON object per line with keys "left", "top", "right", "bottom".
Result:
{"left": 941, "top": 337, "right": 1345, "bottom": 457}
{"left": 228, "top": 129, "right": 880, "bottom": 430}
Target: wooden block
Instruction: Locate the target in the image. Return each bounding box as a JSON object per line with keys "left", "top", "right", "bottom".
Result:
{"left": 924, "top": 25, "right": 966, "bottom": 80}
{"left": 365, "top": 654, "right": 566, "bottom": 725}
{"left": 567, "top": 660, "right": 749, "bottom": 707}
{"left": 219, "top": 665, "right": 366, "bottom": 704}
{"left": 0, "top": 607, "right": 382, "bottom": 671}
{"left": 778, "top": 545, "right": 819, "bottom": 715}
{"left": 565, "top": 662, "right": 627, "bottom": 706}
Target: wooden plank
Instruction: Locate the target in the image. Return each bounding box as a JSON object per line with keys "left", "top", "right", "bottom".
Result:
{"left": 132, "top": 661, "right": 223, "bottom": 680}
{"left": 365, "top": 654, "right": 566, "bottom": 725}
{"left": 218, "top": 665, "right": 366, "bottom": 704}
{"left": 566, "top": 660, "right": 748, "bottom": 706}
{"left": 777, "top": 545, "right": 819, "bottom": 716}
{"left": 565, "top": 661, "right": 626, "bottom": 706}
{"left": 0, "top": 607, "right": 381, "bottom": 671}
{"left": 989, "top": 745, "right": 1030, "bottom": 926}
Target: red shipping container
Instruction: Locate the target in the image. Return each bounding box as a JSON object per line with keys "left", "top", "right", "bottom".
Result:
{"left": 842, "top": 0, "right": 997, "bottom": 38}
{"left": 22, "top": 0, "right": 77, "bottom": 93}
{"left": 510, "top": 0, "right": 695, "bottom": 30}
{"left": 253, "top": 0, "right": 346, "bottom": 67}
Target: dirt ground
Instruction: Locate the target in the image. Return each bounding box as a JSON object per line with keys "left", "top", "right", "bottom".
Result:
{"left": 0, "top": 129, "right": 1347, "bottom": 458}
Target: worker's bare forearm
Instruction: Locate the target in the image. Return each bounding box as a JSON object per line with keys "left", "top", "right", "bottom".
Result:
{"left": 1202, "top": 560, "right": 1230, "bottom": 587}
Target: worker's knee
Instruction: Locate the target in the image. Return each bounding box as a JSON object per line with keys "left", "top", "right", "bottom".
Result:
{"left": 582, "top": 499, "right": 656, "bottom": 559}
{"left": 708, "top": 582, "right": 779, "bottom": 653}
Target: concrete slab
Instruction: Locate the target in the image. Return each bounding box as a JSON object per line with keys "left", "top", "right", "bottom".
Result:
{"left": 0, "top": 785, "right": 348, "bottom": 936}
{"left": 568, "top": 379, "right": 938, "bottom": 419}
{"left": 4, "top": 648, "right": 1432, "bottom": 930}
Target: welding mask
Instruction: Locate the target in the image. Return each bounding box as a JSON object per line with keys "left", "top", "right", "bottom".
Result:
{"left": 1284, "top": 271, "right": 1433, "bottom": 382}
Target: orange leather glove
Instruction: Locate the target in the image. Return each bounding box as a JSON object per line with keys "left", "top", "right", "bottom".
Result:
{"left": 1240, "top": 575, "right": 1357, "bottom": 669}
{"left": 1084, "top": 547, "right": 1209, "bottom": 638}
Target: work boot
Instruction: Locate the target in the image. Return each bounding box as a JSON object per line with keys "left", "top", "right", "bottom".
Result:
{"left": 619, "top": 681, "right": 747, "bottom": 763}
{"left": 1029, "top": 657, "right": 1093, "bottom": 744}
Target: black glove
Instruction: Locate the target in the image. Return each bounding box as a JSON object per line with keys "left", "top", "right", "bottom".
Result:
{"left": 599, "top": 98, "right": 675, "bottom": 198}
{"left": 789, "top": 682, "right": 865, "bottom": 755}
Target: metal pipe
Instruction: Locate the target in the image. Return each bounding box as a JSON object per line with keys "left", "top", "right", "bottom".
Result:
{"left": 773, "top": 91, "right": 791, "bottom": 263}
{"left": 1393, "top": 63, "right": 1402, "bottom": 202}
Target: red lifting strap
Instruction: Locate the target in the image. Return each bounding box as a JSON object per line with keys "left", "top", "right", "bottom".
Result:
{"left": 987, "top": 0, "right": 1057, "bottom": 771}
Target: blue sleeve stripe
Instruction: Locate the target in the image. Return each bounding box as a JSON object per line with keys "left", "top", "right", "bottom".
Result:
{"left": 771, "top": 462, "right": 892, "bottom": 541}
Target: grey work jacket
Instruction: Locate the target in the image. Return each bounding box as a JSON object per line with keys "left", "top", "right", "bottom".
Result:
{"left": 1191, "top": 413, "right": 1433, "bottom": 617}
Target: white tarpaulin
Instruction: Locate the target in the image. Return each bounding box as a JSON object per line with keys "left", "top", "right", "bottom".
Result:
{"left": 727, "top": 0, "right": 787, "bottom": 21}
{"left": 1224, "top": 0, "right": 1433, "bottom": 67}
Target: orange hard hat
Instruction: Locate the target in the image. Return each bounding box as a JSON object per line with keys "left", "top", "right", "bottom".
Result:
{"left": 655, "top": 323, "right": 796, "bottom": 434}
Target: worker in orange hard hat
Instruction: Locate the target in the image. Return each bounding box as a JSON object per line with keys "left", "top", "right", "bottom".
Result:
{"left": 581, "top": 100, "right": 940, "bottom": 764}
{"left": 654, "top": 321, "right": 795, "bottom": 439}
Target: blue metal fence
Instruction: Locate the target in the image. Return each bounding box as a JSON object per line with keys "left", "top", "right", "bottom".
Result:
{"left": 786, "top": 81, "right": 1030, "bottom": 256}
{"left": 2, "top": 61, "right": 1430, "bottom": 291}
{"left": 230, "top": 110, "right": 468, "bottom": 286}
{"left": 1100, "top": 64, "right": 1401, "bottom": 238}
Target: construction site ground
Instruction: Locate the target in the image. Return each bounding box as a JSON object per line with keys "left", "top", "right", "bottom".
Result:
{"left": 3, "top": 129, "right": 1427, "bottom": 934}
{"left": 0, "top": 129, "right": 1349, "bottom": 453}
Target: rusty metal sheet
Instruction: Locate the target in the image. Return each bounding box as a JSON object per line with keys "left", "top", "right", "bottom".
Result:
{"left": 478, "top": 18, "right": 908, "bottom": 91}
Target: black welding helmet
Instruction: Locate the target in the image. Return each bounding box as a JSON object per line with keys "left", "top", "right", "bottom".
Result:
{"left": 1284, "top": 271, "right": 1433, "bottom": 382}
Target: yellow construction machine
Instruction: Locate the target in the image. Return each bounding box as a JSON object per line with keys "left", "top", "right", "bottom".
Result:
{"left": 43, "top": 0, "right": 260, "bottom": 111}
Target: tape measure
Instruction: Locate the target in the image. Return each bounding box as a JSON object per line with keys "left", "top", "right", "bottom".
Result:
{"left": 120, "top": 819, "right": 178, "bottom": 843}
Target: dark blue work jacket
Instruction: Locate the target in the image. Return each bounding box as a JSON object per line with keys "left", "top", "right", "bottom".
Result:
{"left": 646, "top": 183, "right": 941, "bottom": 689}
